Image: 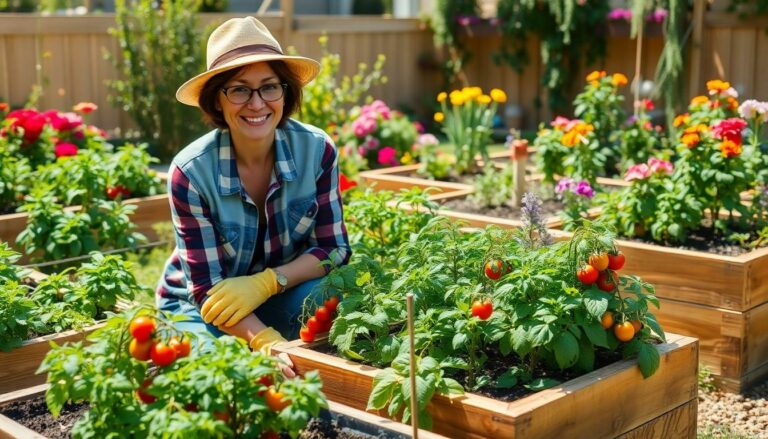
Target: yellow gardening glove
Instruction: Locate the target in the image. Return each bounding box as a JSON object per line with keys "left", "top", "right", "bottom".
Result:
{"left": 249, "top": 327, "right": 286, "bottom": 356}
{"left": 200, "top": 269, "right": 279, "bottom": 327}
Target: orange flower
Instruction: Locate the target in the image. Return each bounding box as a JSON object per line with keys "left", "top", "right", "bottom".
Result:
{"left": 727, "top": 97, "right": 739, "bottom": 111}
{"left": 719, "top": 139, "right": 742, "bottom": 158}
{"left": 586, "top": 70, "right": 606, "bottom": 82}
{"left": 690, "top": 96, "right": 709, "bottom": 107}
{"left": 611, "top": 73, "right": 628, "bottom": 87}
{"left": 561, "top": 122, "right": 593, "bottom": 147}
{"left": 0, "top": 102, "right": 8, "bottom": 112}
{"left": 681, "top": 132, "right": 700, "bottom": 148}
{"left": 706, "top": 79, "right": 731, "bottom": 94}
{"left": 673, "top": 113, "right": 690, "bottom": 127}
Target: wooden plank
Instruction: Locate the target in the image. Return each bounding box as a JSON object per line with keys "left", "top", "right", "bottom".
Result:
{"left": 0, "top": 323, "right": 104, "bottom": 394}
{"left": 744, "top": 247, "right": 768, "bottom": 309}
{"left": 728, "top": 28, "right": 756, "bottom": 97}
{"left": 746, "top": 300, "right": 768, "bottom": 377}
{"left": 275, "top": 334, "right": 697, "bottom": 438}
{"left": 754, "top": 30, "right": 768, "bottom": 100}
{"left": 616, "top": 399, "right": 697, "bottom": 439}
{"left": 326, "top": 400, "right": 447, "bottom": 439}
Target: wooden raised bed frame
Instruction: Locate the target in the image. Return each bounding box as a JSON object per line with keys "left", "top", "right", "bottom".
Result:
{"left": 274, "top": 333, "right": 698, "bottom": 439}
{"left": 0, "top": 384, "right": 447, "bottom": 439}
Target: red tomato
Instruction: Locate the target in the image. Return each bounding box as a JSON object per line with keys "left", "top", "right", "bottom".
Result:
{"left": 319, "top": 318, "right": 333, "bottom": 333}
{"left": 471, "top": 300, "right": 493, "bottom": 320}
{"left": 597, "top": 271, "right": 618, "bottom": 292}
{"left": 185, "top": 403, "right": 199, "bottom": 412}
{"left": 484, "top": 260, "right": 503, "bottom": 280}
{"left": 169, "top": 336, "right": 191, "bottom": 358}
{"left": 306, "top": 316, "right": 321, "bottom": 334}
{"left": 315, "top": 306, "right": 332, "bottom": 323}
{"left": 106, "top": 186, "right": 121, "bottom": 199}
{"left": 136, "top": 378, "right": 156, "bottom": 404}
{"left": 299, "top": 327, "right": 315, "bottom": 343}
{"left": 129, "top": 316, "right": 156, "bottom": 342}
{"left": 129, "top": 338, "right": 153, "bottom": 361}
{"left": 257, "top": 375, "right": 273, "bottom": 397}
{"left": 117, "top": 185, "right": 132, "bottom": 197}
{"left": 214, "top": 410, "right": 230, "bottom": 422}
{"left": 324, "top": 295, "right": 340, "bottom": 313}
{"left": 150, "top": 341, "right": 177, "bottom": 367}
{"left": 608, "top": 252, "right": 626, "bottom": 270}
{"left": 261, "top": 431, "right": 279, "bottom": 439}
{"left": 576, "top": 264, "right": 599, "bottom": 285}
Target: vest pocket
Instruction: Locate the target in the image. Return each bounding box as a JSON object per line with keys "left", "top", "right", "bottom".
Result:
{"left": 287, "top": 195, "right": 318, "bottom": 242}
{"left": 215, "top": 224, "right": 240, "bottom": 261}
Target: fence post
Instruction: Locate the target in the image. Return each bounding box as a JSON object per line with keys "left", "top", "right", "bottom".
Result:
{"left": 282, "top": 0, "right": 294, "bottom": 48}
{"left": 689, "top": 0, "right": 706, "bottom": 99}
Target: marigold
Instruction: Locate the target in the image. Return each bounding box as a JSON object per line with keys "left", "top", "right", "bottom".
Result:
{"left": 586, "top": 70, "right": 606, "bottom": 82}
{"left": 490, "top": 88, "right": 507, "bottom": 103}
{"left": 690, "top": 95, "right": 709, "bottom": 106}
{"left": 719, "top": 139, "right": 742, "bottom": 158}
{"left": 436, "top": 92, "right": 447, "bottom": 103}
{"left": 727, "top": 97, "right": 739, "bottom": 111}
{"left": 673, "top": 113, "right": 690, "bottom": 127}
{"left": 611, "top": 73, "right": 628, "bottom": 87}
{"left": 681, "top": 132, "right": 700, "bottom": 148}
{"left": 449, "top": 90, "right": 466, "bottom": 106}
{"left": 434, "top": 112, "right": 444, "bottom": 123}
{"left": 476, "top": 94, "right": 492, "bottom": 104}
{"left": 0, "top": 102, "right": 8, "bottom": 112}
{"left": 706, "top": 79, "right": 731, "bottom": 95}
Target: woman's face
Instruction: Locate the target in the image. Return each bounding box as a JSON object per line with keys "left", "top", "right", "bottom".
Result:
{"left": 218, "top": 62, "right": 284, "bottom": 146}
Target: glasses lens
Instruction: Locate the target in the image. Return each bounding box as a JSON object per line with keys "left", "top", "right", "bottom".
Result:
{"left": 259, "top": 83, "right": 284, "bottom": 102}
{"left": 227, "top": 86, "right": 252, "bottom": 104}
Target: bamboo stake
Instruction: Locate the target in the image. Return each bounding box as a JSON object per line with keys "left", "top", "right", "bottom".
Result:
{"left": 633, "top": 16, "right": 644, "bottom": 117}
{"left": 406, "top": 292, "right": 418, "bottom": 439}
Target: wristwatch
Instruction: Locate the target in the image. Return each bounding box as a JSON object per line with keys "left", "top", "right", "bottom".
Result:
{"left": 273, "top": 268, "right": 288, "bottom": 294}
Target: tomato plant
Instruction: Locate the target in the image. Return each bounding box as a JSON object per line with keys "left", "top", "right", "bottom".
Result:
{"left": 39, "top": 307, "right": 328, "bottom": 437}
{"left": 608, "top": 251, "right": 626, "bottom": 270}
{"left": 484, "top": 259, "right": 503, "bottom": 280}
{"left": 588, "top": 252, "right": 609, "bottom": 271}
{"left": 576, "top": 264, "right": 599, "bottom": 284}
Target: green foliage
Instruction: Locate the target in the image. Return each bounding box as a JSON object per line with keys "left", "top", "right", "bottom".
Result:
{"left": 0, "top": 0, "right": 36, "bottom": 12}
{"left": 295, "top": 35, "right": 387, "bottom": 134}
{"left": 39, "top": 308, "right": 327, "bottom": 437}
{"left": 653, "top": 0, "right": 689, "bottom": 125}
{"left": 470, "top": 163, "right": 515, "bottom": 208}
{"left": 0, "top": 281, "right": 38, "bottom": 351}
{"left": 107, "top": 0, "right": 208, "bottom": 162}
{"left": 427, "top": 0, "right": 477, "bottom": 85}
{"left": 494, "top": 0, "right": 610, "bottom": 112}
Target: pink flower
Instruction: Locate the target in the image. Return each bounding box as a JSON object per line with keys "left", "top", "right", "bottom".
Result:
{"left": 414, "top": 121, "right": 425, "bottom": 133}
{"left": 712, "top": 118, "right": 748, "bottom": 144}
{"left": 624, "top": 163, "right": 651, "bottom": 182}
{"left": 648, "top": 157, "right": 673, "bottom": 175}
{"left": 377, "top": 146, "right": 399, "bottom": 166}
{"left": 551, "top": 116, "right": 572, "bottom": 130}
{"left": 415, "top": 133, "right": 439, "bottom": 147}
{"left": 54, "top": 142, "right": 78, "bottom": 157}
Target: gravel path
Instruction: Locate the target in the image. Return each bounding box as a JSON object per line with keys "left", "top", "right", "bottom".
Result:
{"left": 698, "top": 379, "right": 768, "bottom": 438}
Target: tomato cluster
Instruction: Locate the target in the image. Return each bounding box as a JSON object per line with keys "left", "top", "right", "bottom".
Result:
{"left": 576, "top": 251, "right": 625, "bottom": 293}
{"left": 299, "top": 295, "right": 340, "bottom": 343}
{"left": 128, "top": 316, "right": 190, "bottom": 368}
{"left": 471, "top": 299, "right": 493, "bottom": 320}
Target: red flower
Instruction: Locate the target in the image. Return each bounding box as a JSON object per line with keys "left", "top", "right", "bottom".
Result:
{"left": 73, "top": 102, "right": 98, "bottom": 114}
{"left": 712, "top": 118, "right": 748, "bottom": 144}
{"left": 54, "top": 142, "right": 79, "bottom": 157}
{"left": 21, "top": 114, "right": 46, "bottom": 143}
{"left": 339, "top": 173, "right": 357, "bottom": 192}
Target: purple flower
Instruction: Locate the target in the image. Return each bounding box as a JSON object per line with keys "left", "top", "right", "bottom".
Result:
{"left": 607, "top": 8, "right": 632, "bottom": 21}
{"left": 520, "top": 192, "right": 552, "bottom": 247}
{"left": 573, "top": 180, "right": 594, "bottom": 199}
{"left": 555, "top": 177, "right": 574, "bottom": 194}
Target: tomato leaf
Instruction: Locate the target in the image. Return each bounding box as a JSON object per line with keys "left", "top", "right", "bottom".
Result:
{"left": 643, "top": 313, "right": 666, "bottom": 342}
{"left": 553, "top": 331, "right": 579, "bottom": 369}
{"left": 582, "top": 322, "right": 609, "bottom": 348}
{"left": 582, "top": 289, "right": 609, "bottom": 319}
{"left": 637, "top": 342, "right": 661, "bottom": 378}
{"left": 496, "top": 370, "right": 518, "bottom": 389}
{"left": 367, "top": 368, "right": 399, "bottom": 410}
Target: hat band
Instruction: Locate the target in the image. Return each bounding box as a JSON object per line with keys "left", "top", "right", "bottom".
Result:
{"left": 209, "top": 44, "right": 283, "bottom": 70}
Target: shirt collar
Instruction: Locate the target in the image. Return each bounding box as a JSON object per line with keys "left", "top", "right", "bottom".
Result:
{"left": 217, "top": 128, "right": 297, "bottom": 196}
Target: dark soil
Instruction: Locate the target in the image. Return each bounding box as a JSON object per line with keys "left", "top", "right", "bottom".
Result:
{"left": 0, "top": 205, "right": 18, "bottom": 215}
{"left": 1, "top": 394, "right": 391, "bottom": 439}
{"left": 0, "top": 395, "right": 88, "bottom": 439}
{"left": 620, "top": 222, "right": 755, "bottom": 257}
{"left": 439, "top": 195, "right": 564, "bottom": 222}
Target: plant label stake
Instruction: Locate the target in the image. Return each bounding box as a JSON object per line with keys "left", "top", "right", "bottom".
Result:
{"left": 510, "top": 139, "right": 528, "bottom": 207}
{"left": 406, "top": 292, "right": 418, "bottom": 438}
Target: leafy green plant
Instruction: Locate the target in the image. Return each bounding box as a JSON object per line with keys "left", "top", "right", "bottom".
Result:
{"left": 470, "top": 163, "right": 515, "bottom": 208}
{"left": 107, "top": 0, "right": 208, "bottom": 161}
{"left": 295, "top": 35, "right": 386, "bottom": 135}
{"left": 412, "top": 134, "right": 455, "bottom": 180}
{"left": 0, "top": 153, "right": 32, "bottom": 213}
{"left": 39, "top": 308, "right": 327, "bottom": 438}
{"left": 619, "top": 100, "right": 663, "bottom": 170}
{"left": 555, "top": 177, "right": 595, "bottom": 230}
{"left": 0, "top": 282, "right": 39, "bottom": 351}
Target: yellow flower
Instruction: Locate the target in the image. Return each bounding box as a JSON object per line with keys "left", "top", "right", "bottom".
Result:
{"left": 690, "top": 95, "right": 709, "bottom": 106}
{"left": 401, "top": 152, "right": 414, "bottom": 164}
{"left": 673, "top": 113, "right": 690, "bottom": 128}
{"left": 561, "top": 122, "right": 593, "bottom": 147}
{"left": 706, "top": 79, "right": 730, "bottom": 94}
{"left": 463, "top": 86, "right": 482, "bottom": 99}
{"left": 611, "top": 73, "right": 628, "bottom": 87}
{"left": 476, "top": 94, "right": 492, "bottom": 104}
{"left": 434, "top": 112, "right": 445, "bottom": 123}
{"left": 490, "top": 88, "right": 507, "bottom": 103}
{"left": 719, "top": 139, "right": 742, "bottom": 158}
{"left": 586, "top": 70, "right": 605, "bottom": 82}
{"left": 449, "top": 90, "right": 466, "bottom": 106}
{"left": 436, "top": 92, "right": 447, "bottom": 103}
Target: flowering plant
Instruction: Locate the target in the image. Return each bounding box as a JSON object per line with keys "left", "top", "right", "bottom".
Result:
{"left": 619, "top": 99, "right": 664, "bottom": 169}
{"left": 534, "top": 116, "right": 603, "bottom": 186}
{"left": 336, "top": 100, "right": 419, "bottom": 170}
{"left": 555, "top": 177, "right": 595, "bottom": 230}
{"left": 433, "top": 86, "right": 507, "bottom": 174}
{"left": 413, "top": 133, "right": 455, "bottom": 180}
{"left": 596, "top": 157, "right": 675, "bottom": 239}
{"left": 470, "top": 163, "right": 515, "bottom": 208}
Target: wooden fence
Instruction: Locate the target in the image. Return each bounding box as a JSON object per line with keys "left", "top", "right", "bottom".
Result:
{"left": 0, "top": 8, "right": 766, "bottom": 137}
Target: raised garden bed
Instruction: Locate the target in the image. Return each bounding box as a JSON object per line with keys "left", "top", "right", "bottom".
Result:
{"left": 274, "top": 332, "right": 698, "bottom": 438}
{"left": 0, "top": 384, "right": 446, "bottom": 439}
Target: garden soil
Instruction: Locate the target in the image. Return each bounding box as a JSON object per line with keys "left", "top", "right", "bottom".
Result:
{"left": 698, "top": 379, "right": 768, "bottom": 438}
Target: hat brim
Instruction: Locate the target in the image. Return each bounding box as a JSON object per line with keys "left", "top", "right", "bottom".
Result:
{"left": 176, "top": 54, "right": 320, "bottom": 107}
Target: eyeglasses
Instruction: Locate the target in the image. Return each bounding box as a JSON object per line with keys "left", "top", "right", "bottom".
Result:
{"left": 221, "top": 83, "right": 287, "bottom": 104}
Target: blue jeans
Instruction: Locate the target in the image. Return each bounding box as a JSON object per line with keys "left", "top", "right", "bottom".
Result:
{"left": 157, "top": 278, "right": 324, "bottom": 347}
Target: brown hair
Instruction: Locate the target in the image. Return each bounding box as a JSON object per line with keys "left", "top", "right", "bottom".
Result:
{"left": 198, "top": 60, "right": 303, "bottom": 129}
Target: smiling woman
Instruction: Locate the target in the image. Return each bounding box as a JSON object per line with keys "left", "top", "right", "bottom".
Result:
{"left": 156, "top": 16, "right": 351, "bottom": 359}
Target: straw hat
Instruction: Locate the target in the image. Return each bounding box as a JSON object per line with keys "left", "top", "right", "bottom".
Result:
{"left": 176, "top": 16, "right": 320, "bottom": 107}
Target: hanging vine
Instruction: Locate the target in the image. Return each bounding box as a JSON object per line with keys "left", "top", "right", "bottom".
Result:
{"left": 493, "top": 0, "right": 611, "bottom": 113}
{"left": 647, "top": 0, "right": 689, "bottom": 128}
{"left": 428, "top": 0, "right": 478, "bottom": 87}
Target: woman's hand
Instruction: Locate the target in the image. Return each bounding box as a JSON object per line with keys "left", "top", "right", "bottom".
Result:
{"left": 276, "top": 352, "right": 296, "bottom": 378}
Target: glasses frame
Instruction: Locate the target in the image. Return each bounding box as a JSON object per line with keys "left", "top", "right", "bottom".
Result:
{"left": 220, "top": 83, "right": 288, "bottom": 105}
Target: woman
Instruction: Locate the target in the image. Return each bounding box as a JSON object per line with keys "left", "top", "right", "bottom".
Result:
{"left": 156, "top": 16, "right": 351, "bottom": 361}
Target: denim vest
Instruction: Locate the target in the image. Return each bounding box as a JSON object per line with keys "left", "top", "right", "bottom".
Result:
{"left": 160, "top": 119, "right": 331, "bottom": 302}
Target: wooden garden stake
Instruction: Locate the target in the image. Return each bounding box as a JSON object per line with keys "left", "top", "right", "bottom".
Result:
{"left": 406, "top": 292, "right": 418, "bottom": 438}
{"left": 510, "top": 139, "right": 528, "bottom": 207}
